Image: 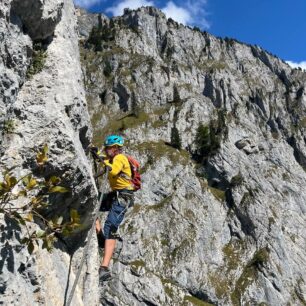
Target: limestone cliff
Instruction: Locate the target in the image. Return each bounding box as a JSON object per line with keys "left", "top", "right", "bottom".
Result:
{"left": 1, "top": 1, "right": 99, "bottom": 305}
{"left": 79, "top": 7, "right": 306, "bottom": 306}
{"left": 1, "top": 2, "right": 306, "bottom": 306}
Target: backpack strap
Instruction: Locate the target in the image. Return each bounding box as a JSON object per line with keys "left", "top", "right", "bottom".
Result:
{"left": 117, "top": 154, "right": 132, "bottom": 180}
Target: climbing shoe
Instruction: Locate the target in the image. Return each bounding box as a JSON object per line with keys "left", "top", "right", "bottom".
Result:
{"left": 99, "top": 266, "right": 111, "bottom": 283}
{"left": 97, "top": 231, "right": 105, "bottom": 249}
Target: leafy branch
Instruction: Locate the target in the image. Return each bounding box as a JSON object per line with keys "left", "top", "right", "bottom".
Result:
{"left": 0, "top": 144, "right": 81, "bottom": 254}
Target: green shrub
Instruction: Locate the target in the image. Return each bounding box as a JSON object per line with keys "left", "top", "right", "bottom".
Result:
{"left": 193, "top": 26, "right": 201, "bottom": 32}
{"left": 26, "top": 42, "right": 47, "bottom": 78}
{"left": 208, "top": 186, "right": 226, "bottom": 202}
{"left": 195, "top": 110, "right": 228, "bottom": 159}
{"left": 103, "top": 60, "right": 113, "bottom": 77}
{"left": 230, "top": 172, "right": 244, "bottom": 187}
{"left": 170, "top": 126, "right": 181, "bottom": 149}
{"left": 184, "top": 295, "right": 214, "bottom": 306}
{"left": 87, "top": 26, "right": 102, "bottom": 51}
{"left": 0, "top": 144, "right": 80, "bottom": 254}
{"left": 195, "top": 123, "right": 219, "bottom": 157}
{"left": 166, "top": 46, "right": 175, "bottom": 59}
{"left": 172, "top": 84, "right": 181, "bottom": 103}
{"left": 195, "top": 124, "right": 210, "bottom": 153}
{"left": 87, "top": 24, "right": 115, "bottom": 52}
{"left": 2, "top": 119, "right": 15, "bottom": 134}
{"left": 250, "top": 247, "right": 270, "bottom": 267}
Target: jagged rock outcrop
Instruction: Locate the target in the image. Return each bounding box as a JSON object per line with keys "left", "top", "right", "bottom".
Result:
{"left": 79, "top": 7, "right": 306, "bottom": 306}
{"left": 76, "top": 7, "right": 108, "bottom": 39}
{"left": 1, "top": 1, "right": 99, "bottom": 305}
{"left": 76, "top": 7, "right": 98, "bottom": 39}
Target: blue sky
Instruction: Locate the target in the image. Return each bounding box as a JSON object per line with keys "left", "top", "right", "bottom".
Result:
{"left": 74, "top": 0, "right": 306, "bottom": 69}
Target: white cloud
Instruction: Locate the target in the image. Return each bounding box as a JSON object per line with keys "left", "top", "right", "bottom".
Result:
{"left": 74, "top": 0, "right": 102, "bottom": 9}
{"left": 161, "top": 1, "right": 191, "bottom": 25}
{"left": 106, "top": 0, "right": 154, "bottom": 16}
{"left": 106, "top": 0, "right": 210, "bottom": 29}
{"left": 286, "top": 60, "right": 306, "bottom": 71}
{"left": 185, "top": 0, "right": 209, "bottom": 28}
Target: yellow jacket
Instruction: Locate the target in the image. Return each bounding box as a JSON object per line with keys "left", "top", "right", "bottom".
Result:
{"left": 103, "top": 154, "right": 133, "bottom": 191}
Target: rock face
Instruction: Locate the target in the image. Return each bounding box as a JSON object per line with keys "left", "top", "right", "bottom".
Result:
{"left": 1, "top": 1, "right": 99, "bottom": 305}
{"left": 2, "top": 2, "right": 306, "bottom": 305}
{"left": 76, "top": 7, "right": 101, "bottom": 39}
{"left": 80, "top": 7, "right": 306, "bottom": 306}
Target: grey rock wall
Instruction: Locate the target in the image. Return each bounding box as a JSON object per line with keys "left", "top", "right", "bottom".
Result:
{"left": 1, "top": 2, "right": 306, "bottom": 305}
{"left": 1, "top": 1, "right": 99, "bottom": 305}
{"left": 76, "top": 7, "right": 103, "bottom": 39}
{"left": 80, "top": 7, "right": 306, "bottom": 306}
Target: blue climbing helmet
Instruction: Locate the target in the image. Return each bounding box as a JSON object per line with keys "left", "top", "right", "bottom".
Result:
{"left": 104, "top": 135, "right": 124, "bottom": 147}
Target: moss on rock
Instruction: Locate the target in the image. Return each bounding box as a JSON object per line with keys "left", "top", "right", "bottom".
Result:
{"left": 208, "top": 186, "right": 226, "bottom": 202}
{"left": 184, "top": 295, "right": 214, "bottom": 306}
{"left": 136, "top": 141, "right": 190, "bottom": 165}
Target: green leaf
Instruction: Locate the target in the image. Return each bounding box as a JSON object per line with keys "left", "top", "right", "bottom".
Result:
{"left": 43, "top": 235, "right": 55, "bottom": 252}
{"left": 18, "top": 190, "right": 28, "bottom": 197}
{"left": 22, "top": 175, "right": 30, "bottom": 186}
{"left": 28, "top": 178, "right": 37, "bottom": 189}
{"left": 36, "top": 230, "right": 46, "bottom": 238}
{"left": 43, "top": 144, "right": 48, "bottom": 155}
{"left": 49, "top": 176, "right": 61, "bottom": 185}
{"left": 57, "top": 216, "right": 63, "bottom": 225}
{"left": 18, "top": 218, "right": 26, "bottom": 226}
{"left": 27, "top": 241, "right": 35, "bottom": 255}
{"left": 46, "top": 238, "right": 53, "bottom": 251}
{"left": 24, "top": 213, "right": 33, "bottom": 222}
{"left": 62, "top": 228, "right": 71, "bottom": 236}
{"left": 1, "top": 182, "right": 9, "bottom": 191}
{"left": 12, "top": 211, "right": 26, "bottom": 225}
{"left": 70, "top": 209, "right": 80, "bottom": 222}
{"left": 71, "top": 223, "right": 81, "bottom": 229}
{"left": 30, "top": 197, "right": 42, "bottom": 206}
{"left": 4, "top": 174, "right": 11, "bottom": 187}
{"left": 52, "top": 215, "right": 59, "bottom": 224}
{"left": 42, "top": 239, "right": 47, "bottom": 250}
{"left": 36, "top": 147, "right": 48, "bottom": 166}
{"left": 40, "top": 201, "right": 48, "bottom": 207}
{"left": 49, "top": 186, "right": 70, "bottom": 193}
{"left": 1, "top": 173, "right": 15, "bottom": 191}
{"left": 9, "top": 176, "right": 17, "bottom": 187}
{"left": 21, "top": 237, "right": 29, "bottom": 244}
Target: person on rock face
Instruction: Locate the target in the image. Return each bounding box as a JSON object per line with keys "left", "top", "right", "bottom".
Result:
{"left": 95, "top": 135, "right": 134, "bottom": 282}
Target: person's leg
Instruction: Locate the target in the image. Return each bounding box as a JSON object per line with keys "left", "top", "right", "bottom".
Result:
{"left": 95, "top": 218, "right": 101, "bottom": 233}
{"left": 96, "top": 192, "right": 113, "bottom": 247}
{"left": 101, "top": 199, "right": 127, "bottom": 267}
{"left": 99, "top": 202, "right": 125, "bottom": 282}
{"left": 99, "top": 192, "right": 133, "bottom": 282}
{"left": 101, "top": 239, "right": 116, "bottom": 267}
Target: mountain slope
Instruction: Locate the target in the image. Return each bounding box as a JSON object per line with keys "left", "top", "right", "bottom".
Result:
{"left": 79, "top": 6, "right": 306, "bottom": 306}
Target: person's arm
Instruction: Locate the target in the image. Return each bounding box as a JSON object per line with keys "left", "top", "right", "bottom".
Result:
{"left": 103, "top": 156, "right": 124, "bottom": 176}
{"left": 89, "top": 146, "right": 107, "bottom": 162}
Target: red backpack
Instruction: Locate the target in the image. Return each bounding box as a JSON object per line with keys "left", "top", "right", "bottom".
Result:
{"left": 126, "top": 155, "right": 141, "bottom": 191}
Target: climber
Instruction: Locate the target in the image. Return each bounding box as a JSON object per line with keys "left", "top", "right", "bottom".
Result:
{"left": 93, "top": 135, "right": 135, "bottom": 283}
